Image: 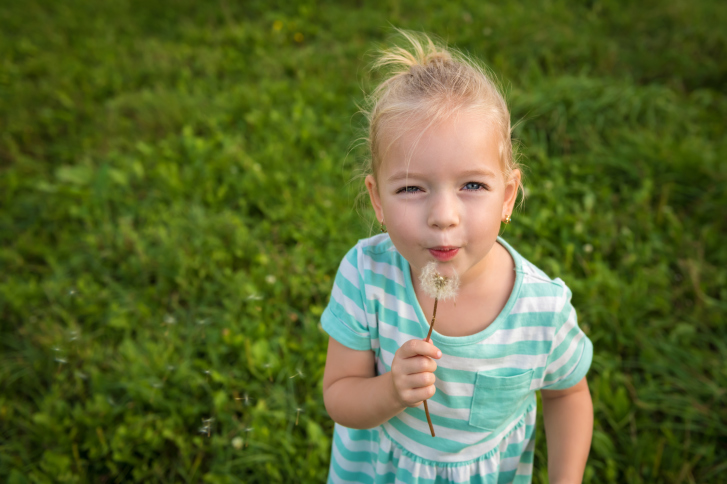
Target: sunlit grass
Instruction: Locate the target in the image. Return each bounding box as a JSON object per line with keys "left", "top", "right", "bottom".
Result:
{"left": 0, "top": 0, "right": 725, "bottom": 482}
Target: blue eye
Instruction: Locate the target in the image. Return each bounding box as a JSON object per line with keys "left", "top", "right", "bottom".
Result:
{"left": 396, "top": 186, "right": 421, "bottom": 194}
{"left": 463, "top": 182, "right": 488, "bottom": 191}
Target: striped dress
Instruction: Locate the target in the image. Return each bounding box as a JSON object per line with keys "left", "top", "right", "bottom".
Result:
{"left": 321, "top": 234, "right": 593, "bottom": 484}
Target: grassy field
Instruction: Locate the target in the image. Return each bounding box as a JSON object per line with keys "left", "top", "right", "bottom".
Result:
{"left": 1, "top": 0, "right": 726, "bottom": 482}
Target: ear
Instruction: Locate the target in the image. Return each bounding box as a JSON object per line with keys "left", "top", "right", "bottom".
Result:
{"left": 365, "top": 175, "right": 384, "bottom": 223}
{"left": 502, "top": 169, "right": 521, "bottom": 219}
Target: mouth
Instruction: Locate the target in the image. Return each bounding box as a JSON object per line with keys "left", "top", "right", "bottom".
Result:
{"left": 428, "top": 246, "right": 459, "bottom": 261}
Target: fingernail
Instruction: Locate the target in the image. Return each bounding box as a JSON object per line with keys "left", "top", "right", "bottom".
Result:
{"left": 436, "top": 351, "right": 442, "bottom": 358}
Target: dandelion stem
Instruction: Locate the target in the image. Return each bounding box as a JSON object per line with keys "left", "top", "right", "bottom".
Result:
{"left": 425, "top": 298, "right": 439, "bottom": 343}
{"left": 423, "top": 297, "right": 439, "bottom": 437}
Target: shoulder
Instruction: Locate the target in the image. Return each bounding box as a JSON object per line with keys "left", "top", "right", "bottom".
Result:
{"left": 336, "top": 234, "right": 406, "bottom": 285}
{"left": 500, "top": 238, "right": 574, "bottom": 319}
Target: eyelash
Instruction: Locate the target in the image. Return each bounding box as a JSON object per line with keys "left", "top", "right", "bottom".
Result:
{"left": 463, "top": 182, "right": 489, "bottom": 191}
{"left": 395, "top": 182, "right": 489, "bottom": 194}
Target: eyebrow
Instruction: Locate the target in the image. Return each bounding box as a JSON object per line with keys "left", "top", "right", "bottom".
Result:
{"left": 387, "top": 168, "right": 498, "bottom": 182}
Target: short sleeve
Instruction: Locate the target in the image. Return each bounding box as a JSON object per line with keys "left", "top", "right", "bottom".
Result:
{"left": 540, "top": 286, "right": 593, "bottom": 390}
{"left": 320, "top": 244, "right": 372, "bottom": 351}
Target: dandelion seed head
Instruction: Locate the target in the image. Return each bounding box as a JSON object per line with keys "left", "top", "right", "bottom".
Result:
{"left": 265, "top": 274, "right": 276, "bottom": 284}
{"left": 232, "top": 436, "right": 244, "bottom": 449}
{"left": 419, "top": 262, "right": 460, "bottom": 301}
{"left": 163, "top": 314, "right": 176, "bottom": 325}
{"left": 584, "top": 244, "right": 594, "bottom": 253}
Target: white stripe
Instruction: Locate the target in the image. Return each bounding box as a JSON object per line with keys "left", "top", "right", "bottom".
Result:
{"left": 379, "top": 347, "right": 395, "bottom": 369}
{"left": 516, "top": 459, "right": 534, "bottom": 476}
{"left": 510, "top": 296, "right": 563, "bottom": 314}
{"left": 363, "top": 254, "right": 406, "bottom": 287}
{"left": 331, "top": 437, "right": 375, "bottom": 478}
{"left": 339, "top": 257, "right": 360, "bottom": 289}
{"left": 434, "top": 379, "right": 474, "bottom": 397}
{"left": 501, "top": 455, "right": 521, "bottom": 472}
{"left": 521, "top": 273, "right": 550, "bottom": 285}
{"left": 522, "top": 260, "right": 552, "bottom": 282}
{"left": 378, "top": 320, "right": 421, "bottom": 347}
{"left": 551, "top": 308, "right": 578, "bottom": 350}
{"left": 425, "top": 398, "right": 470, "bottom": 421}
{"left": 335, "top": 424, "right": 378, "bottom": 453}
{"left": 395, "top": 409, "right": 488, "bottom": 445}
{"left": 437, "top": 352, "right": 548, "bottom": 372}
{"left": 365, "top": 285, "right": 419, "bottom": 322}
{"left": 331, "top": 285, "right": 368, "bottom": 331}
{"left": 398, "top": 454, "right": 438, "bottom": 480}
{"left": 329, "top": 470, "right": 361, "bottom": 484}
{"left": 479, "top": 326, "right": 555, "bottom": 345}
{"left": 545, "top": 332, "right": 585, "bottom": 379}
{"left": 382, "top": 410, "right": 529, "bottom": 462}
{"left": 360, "top": 233, "right": 391, "bottom": 249}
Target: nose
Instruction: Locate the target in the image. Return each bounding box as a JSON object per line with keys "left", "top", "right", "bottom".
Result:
{"left": 427, "top": 191, "right": 460, "bottom": 230}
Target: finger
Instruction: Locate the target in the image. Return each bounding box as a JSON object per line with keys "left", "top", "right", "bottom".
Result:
{"left": 399, "top": 339, "right": 442, "bottom": 359}
{"left": 403, "top": 385, "right": 436, "bottom": 406}
{"left": 408, "top": 371, "right": 436, "bottom": 389}
{"left": 400, "top": 355, "right": 438, "bottom": 375}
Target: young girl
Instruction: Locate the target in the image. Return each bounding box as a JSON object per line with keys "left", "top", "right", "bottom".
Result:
{"left": 321, "top": 32, "right": 593, "bottom": 484}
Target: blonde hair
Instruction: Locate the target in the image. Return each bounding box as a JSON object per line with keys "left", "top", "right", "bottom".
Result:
{"left": 362, "top": 30, "right": 523, "bottom": 198}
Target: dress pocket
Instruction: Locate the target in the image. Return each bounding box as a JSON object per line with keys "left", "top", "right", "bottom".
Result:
{"left": 468, "top": 370, "right": 534, "bottom": 431}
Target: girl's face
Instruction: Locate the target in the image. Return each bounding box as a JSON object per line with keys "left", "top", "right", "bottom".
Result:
{"left": 366, "top": 114, "right": 520, "bottom": 286}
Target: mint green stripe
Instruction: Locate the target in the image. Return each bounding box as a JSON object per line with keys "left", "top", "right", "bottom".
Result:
{"left": 519, "top": 281, "right": 563, "bottom": 297}
{"left": 363, "top": 249, "right": 397, "bottom": 264}
{"left": 429, "top": 391, "right": 472, "bottom": 410}
{"left": 545, "top": 338, "right": 592, "bottom": 390}
{"left": 364, "top": 269, "right": 407, "bottom": 290}
{"left": 342, "top": 427, "right": 379, "bottom": 442}
{"left": 544, "top": 339, "right": 584, "bottom": 383}
{"left": 513, "top": 473, "right": 533, "bottom": 483}
{"left": 548, "top": 324, "right": 581, "bottom": 362}
{"left": 435, "top": 367, "right": 478, "bottom": 384}
{"left": 378, "top": 307, "right": 424, "bottom": 334}
{"left": 506, "top": 312, "right": 562, "bottom": 327}
{"left": 447, "top": 340, "right": 550, "bottom": 359}
{"left": 498, "top": 469, "right": 517, "bottom": 483}
{"left": 329, "top": 458, "right": 373, "bottom": 484}
{"left": 388, "top": 416, "right": 470, "bottom": 453}
{"left": 321, "top": 309, "right": 370, "bottom": 351}
{"left": 335, "top": 271, "right": 363, "bottom": 303}
{"left": 334, "top": 432, "right": 375, "bottom": 464}
{"left": 502, "top": 431, "right": 534, "bottom": 458}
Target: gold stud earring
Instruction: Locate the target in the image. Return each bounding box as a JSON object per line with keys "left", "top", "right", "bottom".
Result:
{"left": 380, "top": 221, "right": 387, "bottom": 233}
{"left": 503, "top": 215, "right": 512, "bottom": 224}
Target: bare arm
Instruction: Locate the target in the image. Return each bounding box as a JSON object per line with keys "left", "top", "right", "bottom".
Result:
{"left": 322, "top": 337, "right": 441, "bottom": 429}
{"left": 541, "top": 376, "right": 593, "bottom": 484}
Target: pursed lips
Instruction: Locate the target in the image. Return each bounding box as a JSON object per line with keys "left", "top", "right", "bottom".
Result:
{"left": 428, "top": 246, "right": 459, "bottom": 261}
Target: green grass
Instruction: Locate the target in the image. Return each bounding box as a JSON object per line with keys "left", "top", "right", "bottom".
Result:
{"left": 1, "top": 0, "right": 725, "bottom": 482}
